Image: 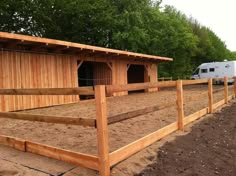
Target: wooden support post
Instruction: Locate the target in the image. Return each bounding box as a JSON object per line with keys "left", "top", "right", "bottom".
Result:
{"left": 234, "top": 76, "right": 236, "bottom": 98}
{"left": 208, "top": 79, "right": 213, "bottom": 113}
{"left": 127, "top": 64, "right": 131, "bottom": 71}
{"left": 95, "top": 85, "right": 110, "bottom": 176}
{"left": 77, "top": 60, "right": 84, "bottom": 69}
{"left": 176, "top": 80, "right": 184, "bottom": 131}
{"left": 106, "top": 62, "right": 112, "bottom": 70}
{"left": 224, "top": 77, "right": 228, "bottom": 104}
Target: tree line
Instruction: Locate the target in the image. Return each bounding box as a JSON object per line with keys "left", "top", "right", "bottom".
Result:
{"left": 0, "top": 0, "right": 235, "bottom": 78}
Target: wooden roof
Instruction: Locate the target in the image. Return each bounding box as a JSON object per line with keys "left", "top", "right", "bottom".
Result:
{"left": 0, "top": 32, "right": 173, "bottom": 62}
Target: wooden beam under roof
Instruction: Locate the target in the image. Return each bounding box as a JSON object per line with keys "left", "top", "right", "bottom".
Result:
{"left": 0, "top": 32, "right": 173, "bottom": 62}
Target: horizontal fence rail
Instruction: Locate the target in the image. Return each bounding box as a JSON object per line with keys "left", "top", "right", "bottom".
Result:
{"left": 109, "top": 122, "right": 178, "bottom": 166}
{"left": 0, "top": 112, "right": 96, "bottom": 127}
{"left": 0, "top": 87, "right": 94, "bottom": 95}
{"left": 108, "top": 101, "right": 176, "bottom": 125}
{"left": 106, "top": 81, "right": 176, "bottom": 94}
{"left": 0, "top": 77, "right": 236, "bottom": 176}
{"left": 182, "top": 79, "right": 208, "bottom": 85}
{"left": 0, "top": 134, "right": 99, "bottom": 170}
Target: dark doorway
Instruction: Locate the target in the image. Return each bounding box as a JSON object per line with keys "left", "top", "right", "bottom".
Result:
{"left": 78, "top": 61, "right": 94, "bottom": 87}
{"left": 127, "top": 64, "right": 145, "bottom": 93}
{"left": 78, "top": 61, "right": 94, "bottom": 99}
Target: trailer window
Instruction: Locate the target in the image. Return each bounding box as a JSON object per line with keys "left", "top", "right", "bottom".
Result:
{"left": 192, "top": 68, "right": 199, "bottom": 75}
{"left": 201, "top": 69, "right": 208, "bottom": 73}
{"left": 209, "top": 68, "right": 215, "bottom": 72}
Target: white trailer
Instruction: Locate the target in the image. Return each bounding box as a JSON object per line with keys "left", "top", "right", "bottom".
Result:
{"left": 191, "top": 61, "right": 236, "bottom": 83}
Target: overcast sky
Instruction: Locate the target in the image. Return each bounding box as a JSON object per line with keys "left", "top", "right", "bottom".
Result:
{"left": 162, "top": 0, "right": 236, "bottom": 51}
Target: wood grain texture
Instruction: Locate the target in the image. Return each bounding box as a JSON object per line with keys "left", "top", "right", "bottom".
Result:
{"left": 0, "top": 50, "right": 79, "bottom": 112}
{"left": 26, "top": 141, "right": 99, "bottom": 170}
{"left": 0, "top": 87, "right": 94, "bottom": 95}
{"left": 208, "top": 79, "right": 213, "bottom": 113}
{"left": 108, "top": 101, "right": 176, "bottom": 125}
{"left": 109, "top": 122, "right": 178, "bottom": 166}
{"left": 106, "top": 81, "right": 176, "bottom": 94}
{"left": 0, "top": 111, "right": 95, "bottom": 127}
{"left": 0, "top": 134, "right": 26, "bottom": 151}
{"left": 0, "top": 32, "right": 173, "bottom": 62}
{"left": 95, "top": 85, "right": 110, "bottom": 176}
{"left": 183, "top": 108, "right": 208, "bottom": 126}
{"left": 176, "top": 80, "right": 184, "bottom": 131}
{"left": 182, "top": 79, "right": 208, "bottom": 85}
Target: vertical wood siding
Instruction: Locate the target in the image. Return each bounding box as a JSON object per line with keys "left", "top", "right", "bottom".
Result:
{"left": 0, "top": 50, "right": 79, "bottom": 112}
{"left": 93, "top": 62, "right": 112, "bottom": 86}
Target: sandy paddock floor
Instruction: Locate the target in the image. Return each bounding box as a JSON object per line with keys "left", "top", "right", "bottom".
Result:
{"left": 0, "top": 84, "right": 233, "bottom": 157}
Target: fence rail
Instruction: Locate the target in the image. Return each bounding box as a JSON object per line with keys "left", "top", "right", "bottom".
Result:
{"left": 0, "top": 76, "right": 236, "bottom": 176}
{"left": 0, "top": 87, "right": 94, "bottom": 95}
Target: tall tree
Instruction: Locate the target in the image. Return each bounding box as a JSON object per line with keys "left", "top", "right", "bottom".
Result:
{"left": 0, "top": 0, "right": 232, "bottom": 78}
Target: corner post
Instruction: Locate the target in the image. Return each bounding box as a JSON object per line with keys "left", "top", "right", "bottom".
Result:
{"left": 95, "top": 85, "right": 110, "bottom": 176}
{"left": 224, "top": 77, "right": 228, "bottom": 104}
{"left": 234, "top": 76, "right": 236, "bottom": 98}
{"left": 208, "top": 79, "right": 213, "bottom": 113}
{"left": 176, "top": 80, "right": 184, "bottom": 131}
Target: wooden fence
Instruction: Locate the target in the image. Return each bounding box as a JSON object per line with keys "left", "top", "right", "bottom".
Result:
{"left": 0, "top": 77, "right": 236, "bottom": 176}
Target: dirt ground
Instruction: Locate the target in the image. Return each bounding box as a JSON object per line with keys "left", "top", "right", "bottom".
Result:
{"left": 136, "top": 100, "right": 236, "bottom": 176}
{"left": 0, "top": 84, "right": 235, "bottom": 175}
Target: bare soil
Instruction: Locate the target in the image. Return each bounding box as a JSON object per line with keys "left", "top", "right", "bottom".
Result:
{"left": 136, "top": 101, "right": 236, "bottom": 176}
{"left": 0, "top": 84, "right": 235, "bottom": 175}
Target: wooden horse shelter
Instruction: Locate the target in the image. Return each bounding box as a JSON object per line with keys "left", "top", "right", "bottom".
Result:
{"left": 0, "top": 32, "right": 172, "bottom": 112}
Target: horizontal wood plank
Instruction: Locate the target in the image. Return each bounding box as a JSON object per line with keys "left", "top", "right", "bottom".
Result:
{"left": 106, "top": 81, "right": 176, "bottom": 94}
{"left": 182, "top": 79, "right": 208, "bottom": 85}
{"left": 212, "top": 99, "right": 225, "bottom": 110}
{"left": 0, "top": 32, "right": 173, "bottom": 61}
{"left": 0, "top": 112, "right": 95, "bottom": 127}
{"left": 183, "top": 108, "right": 208, "bottom": 126}
{"left": 26, "top": 141, "right": 99, "bottom": 170}
{"left": 228, "top": 94, "right": 235, "bottom": 100}
{"left": 0, "top": 135, "right": 26, "bottom": 151}
{"left": 109, "top": 122, "right": 178, "bottom": 166}
{"left": 108, "top": 101, "right": 176, "bottom": 125}
{"left": 0, "top": 87, "right": 94, "bottom": 95}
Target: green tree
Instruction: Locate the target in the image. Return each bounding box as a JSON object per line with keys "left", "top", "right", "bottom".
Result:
{"left": 0, "top": 0, "right": 232, "bottom": 78}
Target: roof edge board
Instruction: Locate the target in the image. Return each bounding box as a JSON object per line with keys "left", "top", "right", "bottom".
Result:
{"left": 0, "top": 32, "right": 173, "bottom": 61}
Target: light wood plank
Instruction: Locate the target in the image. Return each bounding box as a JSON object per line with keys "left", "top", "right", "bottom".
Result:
{"left": 0, "top": 87, "right": 94, "bottom": 95}
{"left": 108, "top": 101, "right": 176, "bottom": 125}
{"left": 182, "top": 79, "right": 208, "bottom": 85}
{"left": 106, "top": 81, "right": 176, "bottom": 94}
{"left": 0, "top": 112, "right": 95, "bottom": 127}
{"left": 176, "top": 80, "right": 184, "bottom": 131}
{"left": 95, "top": 85, "right": 110, "bottom": 176}
{"left": 183, "top": 108, "right": 208, "bottom": 126}
{"left": 26, "top": 141, "right": 99, "bottom": 171}
{"left": 109, "top": 122, "right": 178, "bottom": 166}
{"left": 212, "top": 99, "right": 225, "bottom": 110}
{"left": 0, "top": 134, "right": 26, "bottom": 151}
{"left": 208, "top": 79, "right": 213, "bottom": 113}
{"left": 0, "top": 32, "right": 173, "bottom": 61}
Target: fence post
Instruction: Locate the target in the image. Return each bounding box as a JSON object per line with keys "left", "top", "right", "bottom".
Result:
{"left": 176, "top": 80, "right": 184, "bottom": 131}
{"left": 208, "top": 79, "right": 213, "bottom": 113}
{"left": 95, "top": 85, "right": 110, "bottom": 176}
{"left": 234, "top": 77, "right": 236, "bottom": 98}
{"left": 224, "top": 77, "right": 228, "bottom": 104}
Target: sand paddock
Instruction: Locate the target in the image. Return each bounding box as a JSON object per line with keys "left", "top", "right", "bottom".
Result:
{"left": 0, "top": 84, "right": 232, "bottom": 156}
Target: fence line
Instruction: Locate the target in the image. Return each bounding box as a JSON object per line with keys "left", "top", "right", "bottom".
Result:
{"left": 0, "top": 77, "right": 235, "bottom": 176}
